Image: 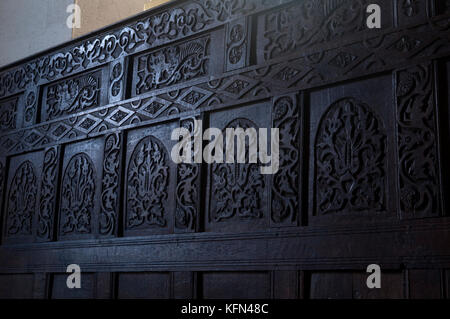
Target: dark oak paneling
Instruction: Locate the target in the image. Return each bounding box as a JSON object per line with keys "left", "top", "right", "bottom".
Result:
{"left": 0, "top": 0, "right": 449, "bottom": 299}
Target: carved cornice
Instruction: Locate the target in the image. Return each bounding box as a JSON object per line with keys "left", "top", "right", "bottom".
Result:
{"left": 0, "top": 0, "right": 291, "bottom": 99}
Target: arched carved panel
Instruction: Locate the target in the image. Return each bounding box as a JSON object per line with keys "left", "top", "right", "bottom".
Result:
{"left": 210, "top": 118, "right": 265, "bottom": 222}
{"left": 314, "top": 98, "right": 387, "bottom": 215}
{"left": 6, "top": 161, "right": 37, "bottom": 236}
{"left": 60, "top": 153, "right": 96, "bottom": 235}
{"left": 126, "top": 136, "right": 170, "bottom": 229}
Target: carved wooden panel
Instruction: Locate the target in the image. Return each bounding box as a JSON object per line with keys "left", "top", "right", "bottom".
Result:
{"left": 205, "top": 102, "right": 271, "bottom": 232}
{"left": 309, "top": 74, "right": 396, "bottom": 224}
{"left": 58, "top": 138, "right": 104, "bottom": 240}
{"left": 225, "top": 16, "right": 251, "bottom": 71}
{"left": 271, "top": 93, "right": 302, "bottom": 226}
{"left": 41, "top": 68, "right": 109, "bottom": 122}
{"left": 99, "top": 132, "right": 123, "bottom": 237}
{"left": 132, "top": 36, "right": 211, "bottom": 96}
{"left": 108, "top": 57, "right": 128, "bottom": 104}
{"left": 395, "top": 63, "right": 442, "bottom": 218}
{"left": 21, "top": 88, "right": 39, "bottom": 127}
{"left": 255, "top": 0, "right": 393, "bottom": 63}
{"left": 124, "top": 122, "right": 177, "bottom": 236}
{"left": 0, "top": 0, "right": 449, "bottom": 300}
{"left": 2, "top": 151, "right": 43, "bottom": 244}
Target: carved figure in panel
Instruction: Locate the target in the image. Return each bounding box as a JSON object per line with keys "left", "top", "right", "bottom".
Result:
{"left": 127, "top": 136, "right": 169, "bottom": 229}
{"left": 60, "top": 153, "right": 96, "bottom": 235}
{"left": 6, "top": 161, "right": 37, "bottom": 236}
{"left": 134, "top": 37, "right": 209, "bottom": 95}
{"left": 45, "top": 71, "right": 101, "bottom": 121}
{"left": 315, "top": 98, "right": 387, "bottom": 215}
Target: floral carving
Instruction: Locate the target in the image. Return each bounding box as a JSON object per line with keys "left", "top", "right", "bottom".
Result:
{"left": 175, "top": 118, "right": 200, "bottom": 231}
{"left": 60, "top": 153, "right": 96, "bottom": 235}
{"left": 100, "top": 133, "right": 121, "bottom": 236}
{"left": 271, "top": 96, "right": 300, "bottom": 224}
{"left": 176, "top": 164, "right": 199, "bottom": 230}
{"left": 210, "top": 118, "right": 265, "bottom": 222}
{"left": 6, "top": 161, "right": 37, "bottom": 236}
{"left": 38, "top": 147, "right": 59, "bottom": 240}
{"left": 315, "top": 98, "right": 387, "bottom": 215}
{"left": 396, "top": 64, "right": 441, "bottom": 217}
{"left": 127, "top": 136, "right": 169, "bottom": 229}
{"left": 134, "top": 37, "right": 209, "bottom": 95}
